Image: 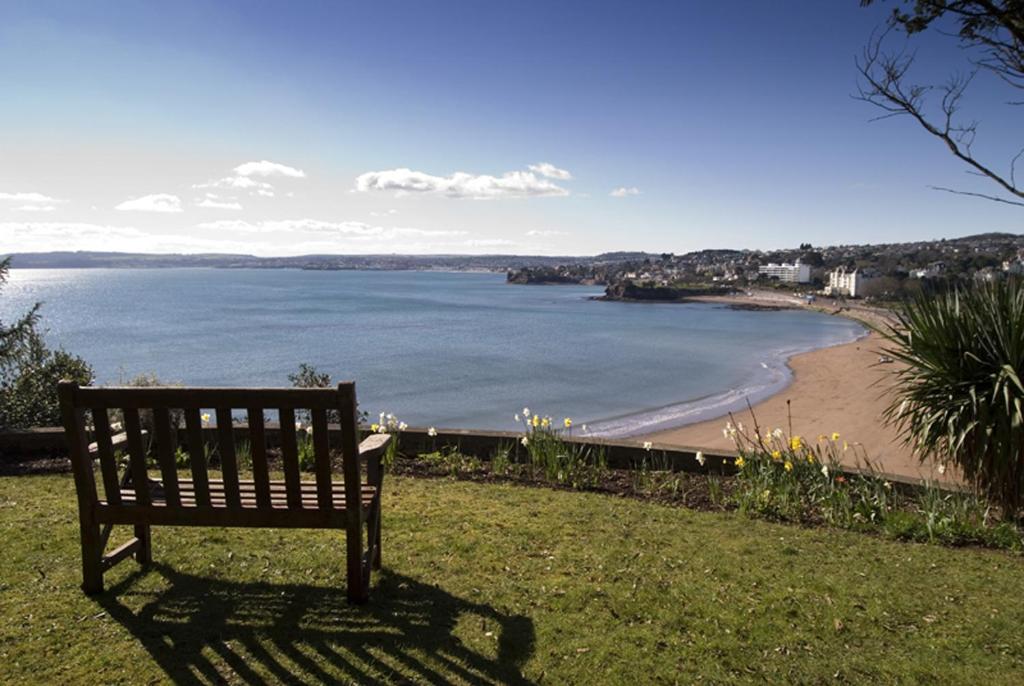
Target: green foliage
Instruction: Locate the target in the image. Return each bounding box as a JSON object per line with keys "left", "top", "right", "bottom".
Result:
{"left": 0, "top": 258, "right": 94, "bottom": 429}
{"left": 288, "top": 363, "right": 332, "bottom": 389}
{"left": 297, "top": 431, "right": 316, "bottom": 471}
{"left": 727, "top": 417, "right": 1024, "bottom": 550}
{"left": 516, "top": 412, "right": 607, "bottom": 489}
{"left": 878, "top": 278, "right": 1024, "bottom": 517}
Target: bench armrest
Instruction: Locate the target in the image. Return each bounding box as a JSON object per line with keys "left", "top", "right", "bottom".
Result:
{"left": 358, "top": 433, "right": 392, "bottom": 461}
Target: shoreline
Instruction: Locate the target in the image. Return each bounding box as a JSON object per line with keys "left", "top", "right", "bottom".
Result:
{"left": 635, "top": 290, "right": 935, "bottom": 480}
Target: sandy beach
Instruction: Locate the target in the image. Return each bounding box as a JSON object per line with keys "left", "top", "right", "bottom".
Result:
{"left": 643, "top": 292, "right": 943, "bottom": 481}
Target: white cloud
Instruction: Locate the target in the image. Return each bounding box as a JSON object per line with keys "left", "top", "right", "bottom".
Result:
{"left": 369, "top": 209, "right": 399, "bottom": 217}
{"left": 196, "top": 198, "right": 243, "bottom": 210}
{"left": 610, "top": 186, "right": 641, "bottom": 197}
{"left": 196, "top": 218, "right": 467, "bottom": 239}
{"left": 525, "top": 229, "right": 568, "bottom": 237}
{"left": 462, "top": 238, "right": 519, "bottom": 248}
{"left": 14, "top": 205, "right": 56, "bottom": 212}
{"left": 354, "top": 167, "right": 570, "bottom": 199}
{"left": 115, "top": 193, "right": 183, "bottom": 213}
{"left": 233, "top": 160, "right": 306, "bottom": 178}
{"left": 528, "top": 162, "right": 572, "bottom": 180}
{"left": 193, "top": 176, "right": 274, "bottom": 193}
{"left": 0, "top": 191, "right": 62, "bottom": 204}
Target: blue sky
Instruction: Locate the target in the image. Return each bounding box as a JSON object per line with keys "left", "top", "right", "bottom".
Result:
{"left": 0, "top": 0, "right": 1020, "bottom": 256}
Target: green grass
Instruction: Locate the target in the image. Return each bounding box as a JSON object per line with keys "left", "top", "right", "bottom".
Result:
{"left": 2, "top": 474, "right": 1024, "bottom": 684}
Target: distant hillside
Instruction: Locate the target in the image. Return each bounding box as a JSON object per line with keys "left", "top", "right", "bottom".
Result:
{"left": 1, "top": 251, "right": 618, "bottom": 272}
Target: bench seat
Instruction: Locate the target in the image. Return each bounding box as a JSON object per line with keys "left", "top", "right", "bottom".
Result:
{"left": 108, "top": 478, "right": 378, "bottom": 511}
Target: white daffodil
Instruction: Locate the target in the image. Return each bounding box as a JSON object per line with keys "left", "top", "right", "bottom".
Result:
{"left": 427, "top": 427, "right": 438, "bottom": 437}
{"left": 696, "top": 451, "right": 706, "bottom": 467}
{"left": 514, "top": 413, "right": 520, "bottom": 422}
{"left": 398, "top": 421, "right": 408, "bottom": 431}
{"left": 523, "top": 407, "right": 530, "bottom": 417}
{"left": 520, "top": 436, "right": 529, "bottom": 447}
{"left": 820, "top": 464, "right": 829, "bottom": 478}
{"left": 642, "top": 441, "right": 653, "bottom": 451}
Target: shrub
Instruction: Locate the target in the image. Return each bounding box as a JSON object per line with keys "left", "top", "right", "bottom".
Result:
{"left": 0, "top": 258, "right": 93, "bottom": 428}
{"left": 877, "top": 278, "right": 1024, "bottom": 518}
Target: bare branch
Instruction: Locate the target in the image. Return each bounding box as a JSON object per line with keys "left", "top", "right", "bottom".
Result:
{"left": 929, "top": 185, "right": 1024, "bottom": 206}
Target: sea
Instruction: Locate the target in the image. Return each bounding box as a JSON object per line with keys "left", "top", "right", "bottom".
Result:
{"left": 1, "top": 268, "right": 865, "bottom": 437}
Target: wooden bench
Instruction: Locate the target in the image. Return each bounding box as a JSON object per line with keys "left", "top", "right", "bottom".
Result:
{"left": 57, "top": 381, "right": 391, "bottom": 603}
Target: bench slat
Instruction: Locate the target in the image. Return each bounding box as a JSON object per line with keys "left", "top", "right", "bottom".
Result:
{"left": 153, "top": 407, "right": 180, "bottom": 507}
{"left": 311, "top": 408, "right": 332, "bottom": 510}
{"left": 216, "top": 407, "right": 241, "bottom": 509}
{"left": 279, "top": 408, "right": 302, "bottom": 508}
{"left": 247, "top": 408, "right": 271, "bottom": 509}
{"left": 184, "top": 408, "right": 211, "bottom": 507}
{"left": 123, "top": 409, "right": 150, "bottom": 506}
{"left": 91, "top": 408, "right": 122, "bottom": 506}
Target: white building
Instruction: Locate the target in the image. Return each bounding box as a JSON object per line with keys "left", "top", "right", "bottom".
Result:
{"left": 825, "top": 266, "right": 872, "bottom": 298}
{"left": 757, "top": 260, "right": 810, "bottom": 284}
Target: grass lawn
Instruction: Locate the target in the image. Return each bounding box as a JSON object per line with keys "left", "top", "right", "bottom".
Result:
{"left": 1, "top": 473, "right": 1023, "bottom": 684}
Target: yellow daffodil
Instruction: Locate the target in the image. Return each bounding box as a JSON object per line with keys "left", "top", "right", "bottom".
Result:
{"left": 734, "top": 456, "right": 745, "bottom": 468}
{"left": 806, "top": 454, "right": 815, "bottom": 464}
{"left": 370, "top": 423, "right": 379, "bottom": 432}
{"left": 541, "top": 417, "right": 550, "bottom": 428}
{"left": 201, "top": 412, "right": 211, "bottom": 423}
{"left": 564, "top": 417, "right": 572, "bottom": 428}
{"left": 790, "top": 436, "right": 803, "bottom": 451}
{"left": 771, "top": 449, "right": 782, "bottom": 461}
{"left": 532, "top": 414, "right": 540, "bottom": 427}
{"left": 831, "top": 432, "right": 841, "bottom": 441}
{"left": 843, "top": 440, "right": 849, "bottom": 452}
{"left": 784, "top": 460, "right": 793, "bottom": 472}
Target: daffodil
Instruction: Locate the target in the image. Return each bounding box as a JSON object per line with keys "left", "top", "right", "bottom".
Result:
{"left": 642, "top": 441, "right": 653, "bottom": 451}
{"left": 784, "top": 460, "right": 793, "bottom": 472}
{"left": 695, "top": 451, "right": 706, "bottom": 467}
{"left": 514, "top": 413, "right": 520, "bottom": 422}
{"left": 772, "top": 428, "right": 784, "bottom": 439}
{"left": 843, "top": 440, "right": 849, "bottom": 452}
{"left": 581, "top": 424, "right": 588, "bottom": 432}
{"left": 806, "top": 454, "right": 815, "bottom": 464}
{"left": 398, "top": 421, "right": 408, "bottom": 431}
{"left": 563, "top": 417, "right": 572, "bottom": 428}
{"left": 201, "top": 412, "right": 211, "bottom": 424}
{"left": 541, "top": 417, "right": 550, "bottom": 428}
{"left": 370, "top": 423, "right": 379, "bottom": 432}
{"left": 532, "top": 414, "right": 540, "bottom": 428}
{"left": 831, "top": 432, "right": 840, "bottom": 441}
{"left": 734, "top": 456, "right": 745, "bottom": 468}
{"left": 771, "top": 449, "right": 782, "bottom": 461}
{"left": 790, "top": 436, "right": 803, "bottom": 451}
{"left": 523, "top": 407, "right": 531, "bottom": 418}
{"left": 427, "top": 427, "right": 437, "bottom": 437}
{"left": 520, "top": 435, "right": 529, "bottom": 447}
{"left": 820, "top": 464, "right": 829, "bottom": 478}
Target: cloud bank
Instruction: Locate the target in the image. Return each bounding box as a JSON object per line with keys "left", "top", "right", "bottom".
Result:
{"left": 354, "top": 165, "right": 571, "bottom": 199}
{"left": 115, "top": 193, "right": 183, "bottom": 213}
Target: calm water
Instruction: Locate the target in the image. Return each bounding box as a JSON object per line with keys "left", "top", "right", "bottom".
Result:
{"left": 1, "top": 269, "right": 864, "bottom": 436}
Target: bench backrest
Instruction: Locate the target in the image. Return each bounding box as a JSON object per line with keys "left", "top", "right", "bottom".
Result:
{"left": 57, "top": 382, "right": 364, "bottom": 514}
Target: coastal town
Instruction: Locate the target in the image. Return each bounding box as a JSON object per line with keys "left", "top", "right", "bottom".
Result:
{"left": 507, "top": 231, "right": 1024, "bottom": 302}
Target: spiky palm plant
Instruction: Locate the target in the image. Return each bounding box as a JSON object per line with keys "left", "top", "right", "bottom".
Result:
{"left": 878, "top": 278, "right": 1024, "bottom": 518}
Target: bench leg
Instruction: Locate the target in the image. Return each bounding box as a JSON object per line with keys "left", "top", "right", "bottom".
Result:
{"left": 133, "top": 524, "right": 152, "bottom": 565}
{"left": 372, "top": 500, "right": 382, "bottom": 570}
{"left": 80, "top": 521, "right": 104, "bottom": 595}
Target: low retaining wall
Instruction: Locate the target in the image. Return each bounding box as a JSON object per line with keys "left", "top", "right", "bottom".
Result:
{"left": 0, "top": 424, "right": 938, "bottom": 488}
{"left": 1, "top": 423, "right": 734, "bottom": 474}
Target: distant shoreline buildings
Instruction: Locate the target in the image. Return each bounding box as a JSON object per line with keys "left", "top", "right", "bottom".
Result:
{"left": 757, "top": 260, "right": 810, "bottom": 284}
